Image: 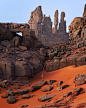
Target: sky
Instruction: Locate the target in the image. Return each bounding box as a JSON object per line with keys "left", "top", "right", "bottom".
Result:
{"left": 0, "top": 0, "right": 86, "bottom": 32}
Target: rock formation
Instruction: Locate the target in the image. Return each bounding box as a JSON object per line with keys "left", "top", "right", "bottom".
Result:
{"left": 0, "top": 4, "right": 86, "bottom": 78}
{"left": 0, "top": 23, "right": 45, "bottom": 80}
{"left": 44, "top": 4, "right": 86, "bottom": 72}
{"left": 69, "top": 4, "right": 86, "bottom": 46}
{"left": 83, "top": 4, "right": 86, "bottom": 18}
{"left": 29, "top": 6, "right": 69, "bottom": 45}
{"left": 54, "top": 10, "right": 58, "bottom": 32}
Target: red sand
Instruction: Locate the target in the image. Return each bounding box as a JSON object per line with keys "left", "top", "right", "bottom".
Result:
{"left": 0, "top": 65, "right": 86, "bottom": 108}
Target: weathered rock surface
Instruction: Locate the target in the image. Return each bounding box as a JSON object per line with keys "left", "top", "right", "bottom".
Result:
{"left": 42, "top": 86, "right": 53, "bottom": 92}
{"left": 53, "top": 97, "right": 63, "bottom": 103}
{"left": 7, "top": 96, "right": 17, "bottom": 104}
{"left": 72, "top": 88, "right": 83, "bottom": 96}
{"left": 21, "top": 104, "right": 28, "bottom": 108}
{"left": 74, "top": 74, "right": 86, "bottom": 86}
{"left": 63, "top": 92, "right": 72, "bottom": 98}
{"left": 58, "top": 81, "right": 63, "bottom": 87}
{"left": 6, "top": 90, "right": 15, "bottom": 96}
{"left": 38, "top": 94, "right": 56, "bottom": 102}
{"left": 47, "top": 80, "right": 56, "bottom": 85}
{"left": 30, "top": 86, "right": 41, "bottom": 92}
{"left": 69, "top": 4, "right": 86, "bottom": 47}
{"left": 36, "top": 81, "right": 47, "bottom": 87}
{"left": 45, "top": 59, "right": 60, "bottom": 72}
{"left": 21, "top": 94, "right": 31, "bottom": 99}
{"left": 18, "top": 89, "right": 29, "bottom": 95}
{"left": 29, "top": 6, "right": 68, "bottom": 46}
{"left": 57, "top": 84, "right": 69, "bottom": 91}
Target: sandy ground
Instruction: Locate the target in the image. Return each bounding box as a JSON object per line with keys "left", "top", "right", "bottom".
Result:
{"left": 0, "top": 65, "right": 86, "bottom": 108}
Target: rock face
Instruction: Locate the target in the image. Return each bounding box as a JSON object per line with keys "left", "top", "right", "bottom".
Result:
{"left": 0, "top": 22, "right": 45, "bottom": 80}
{"left": 69, "top": 4, "right": 86, "bottom": 46}
{"left": 29, "top": 6, "right": 69, "bottom": 46}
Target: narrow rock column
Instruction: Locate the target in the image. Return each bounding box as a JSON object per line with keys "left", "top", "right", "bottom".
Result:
{"left": 83, "top": 4, "right": 86, "bottom": 18}
{"left": 54, "top": 10, "right": 58, "bottom": 30}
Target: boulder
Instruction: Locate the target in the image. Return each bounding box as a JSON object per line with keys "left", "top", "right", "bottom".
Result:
{"left": 60, "top": 45, "right": 66, "bottom": 52}
{"left": 38, "top": 94, "right": 56, "bottom": 102}
{"left": 36, "top": 80, "right": 47, "bottom": 87}
{"left": 7, "top": 96, "right": 17, "bottom": 104}
{"left": 23, "top": 31, "right": 43, "bottom": 49}
{"left": 30, "top": 86, "right": 41, "bottom": 92}
{"left": 18, "top": 89, "right": 29, "bottom": 95}
{"left": 13, "top": 86, "right": 20, "bottom": 90}
{"left": 57, "top": 84, "right": 69, "bottom": 91}
{"left": 42, "top": 86, "right": 53, "bottom": 92}
{"left": 62, "top": 84, "right": 69, "bottom": 89}
{"left": 74, "top": 74, "right": 86, "bottom": 86}
{"left": 40, "top": 48, "right": 46, "bottom": 56}
{"left": 21, "top": 104, "right": 28, "bottom": 108}
{"left": 0, "top": 80, "right": 7, "bottom": 88}
{"left": 19, "top": 46, "right": 27, "bottom": 51}
{"left": 11, "top": 36, "right": 22, "bottom": 47}
{"left": 57, "top": 86, "right": 62, "bottom": 91}
{"left": 58, "top": 81, "right": 63, "bottom": 87}
{"left": 72, "top": 88, "right": 83, "bottom": 96}
{"left": 6, "top": 90, "right": 15, "bottom": 96}
{"left": 63, "top": 92, "right": 72, "bottom": 98}
{"left": 21, "top": 94, "right": 31, "bottom": 99}
{"left": 47, "top": 80, "right": 56, "bottom": 85}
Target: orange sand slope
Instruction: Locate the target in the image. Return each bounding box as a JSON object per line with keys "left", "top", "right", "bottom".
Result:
{"left": 0, "top": 65, "right": 86, "bottom": 108}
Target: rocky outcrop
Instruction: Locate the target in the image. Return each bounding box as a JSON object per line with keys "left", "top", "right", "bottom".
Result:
{"left": 29, "top": 6, "right": 69, "bottom": 46}
{"left": 69, "top": 4, "right": 86, "bottom": 46}
{"left": 77, "top": 55, "right": 86, "bottom": 66}
{"left": 45, "top": 59, "right": 60, "bottom": 72}
{"left": 0, "top": 22, "right": 45, "bottom": 80}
